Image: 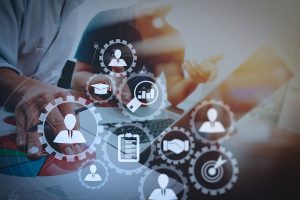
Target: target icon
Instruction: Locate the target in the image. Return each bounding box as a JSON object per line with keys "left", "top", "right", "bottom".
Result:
{"left": 189, "top": 147, "right": 239, "bottom": 195}
{"left": 201, "top": 160, "right": 224, "bottom": 183}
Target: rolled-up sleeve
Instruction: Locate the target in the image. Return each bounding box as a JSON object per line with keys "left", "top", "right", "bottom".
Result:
{"left": 74, "top": 13, "right": 100, "bottom": 65}
{"left": 0, "top": 0, "right": 23, "bottom": 74}
{"left": 75, "top": 7, "right": 137, "bottom": 66}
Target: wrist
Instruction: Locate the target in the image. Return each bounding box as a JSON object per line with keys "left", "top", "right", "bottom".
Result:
{"left": 71, "top": 71, "right": 93, "bottom": 91}
{"left": 0, "top": 70, "right": 37, "bottom": 107}
{"left": 10, "top": 77, "right": 38, "bottom": 107}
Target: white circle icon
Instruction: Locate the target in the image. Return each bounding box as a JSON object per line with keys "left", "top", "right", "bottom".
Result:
{"left": 114, "top": 49, "right": 121, "bottom": 59}
{"left": 133, "top": 80, "right": 159, "bottom": 106}
{"left": 201, "top": 160, "right": 224, "bottom": 183}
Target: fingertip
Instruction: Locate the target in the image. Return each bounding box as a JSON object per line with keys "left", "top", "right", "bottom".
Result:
{"left": 16, "top": 130, "right": 27, "bottom": 150}
{"left": 27, "top": 146, "right": 41, "bottom": 160}
{"left": 206, "top": 55, "right": 222, "bottom": 64}
{"left": 213, "top": 54, "right": 224, "bottom": 62}
{"left": 17, "top": 139, "right": 26, "bottom": 149}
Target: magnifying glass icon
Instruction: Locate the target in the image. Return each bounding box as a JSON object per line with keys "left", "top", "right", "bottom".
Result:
{"left": 126, "top": 80, "right": 159, "bottom": 113}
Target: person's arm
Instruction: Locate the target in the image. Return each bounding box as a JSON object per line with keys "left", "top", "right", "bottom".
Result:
{"left": 0, "top": 1, "right": 83, "bottom": 159}
{"left": 0, "top": 69, "right": 84, "bottom": 159}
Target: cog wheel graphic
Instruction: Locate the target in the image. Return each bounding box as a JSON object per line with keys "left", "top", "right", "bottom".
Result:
{"left": 116, "top": 67, "right": 167, "bottom": 121}
{"left": 139, "top": 164, "right": 189, "bottom": 200}
{"left": 156, "top": 126, "right": 195, "bottom": 165}
{"left": 188, "top": 146, "right": 239, "bottom": 196}
{"left": 190, "top": 99, "right": 236, "bottom": 144}
{"left": 38, "top": 96, "right": 103, "bottom": 162}
{"left": 85, "top": 74, "right": 116, "bottom": 104}
{"left": 99, "top": 39, "right": 137, "bottom": 77}
{"left": 101, "top": 122, "right": 154, "bottom": 175}
{"left": 78, "top": 159, "right": 109, "bottom": 190}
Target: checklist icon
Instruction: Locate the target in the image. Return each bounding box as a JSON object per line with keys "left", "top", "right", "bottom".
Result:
{"left": 118, "top": 133, "right": 140, "bottom": 162}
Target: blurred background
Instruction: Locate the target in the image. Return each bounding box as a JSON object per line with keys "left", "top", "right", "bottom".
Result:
{"left": 1, "top": 0, "right": 300, "bottom": 199}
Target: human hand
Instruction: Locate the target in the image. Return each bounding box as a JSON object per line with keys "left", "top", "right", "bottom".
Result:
{"left": 15, "top": 82, "right": 84, "bottom": 159}
{"left": 183, "top": 54, "right": 223, "bottom": 84}
{"left": 113, "top": 77, "right": 132, "bottom": 105}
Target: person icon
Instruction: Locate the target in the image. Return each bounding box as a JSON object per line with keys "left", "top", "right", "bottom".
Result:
{"left": 53, "top": 114, "right": 86, "bottom": 144}
{"left": 149, "top": 174, "right": 178, "bottom": 200}
{"left": 198, "top": 108, "right": 226, "bottom": 133}
{"left": 108, "top": 49, "right": 127, "bottom": 67}
{"left": 84, "top": 164, "right": 102, "bottom": 182}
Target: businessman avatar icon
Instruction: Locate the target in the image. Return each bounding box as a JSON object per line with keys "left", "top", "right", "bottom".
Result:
{"left": 149, "top": 174, "right": 177, "bottom": 200}
{"left": 108, "top": 49, "right": 127, "bottom": 67}
{"left": 53, "top": 114, "right": 86, "bottom": 144}
{"left": 199, "top": 108, "right": 225, "bottom": 133}
{"left": 84, "top": 164, "right": 102, "bottom": 182}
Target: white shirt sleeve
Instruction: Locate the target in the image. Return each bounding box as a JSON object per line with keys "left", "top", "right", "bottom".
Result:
{"left": 0, "top": 0, "right": 24, "bottom": 74}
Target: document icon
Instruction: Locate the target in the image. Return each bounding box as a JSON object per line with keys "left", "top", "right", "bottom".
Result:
{"left": 118, "top": 133, "right": 140, "bottom": 162}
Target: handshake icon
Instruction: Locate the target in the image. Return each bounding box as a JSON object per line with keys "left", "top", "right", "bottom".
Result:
{"left": 163, "top": 139, "right": 189, "bottom": 154}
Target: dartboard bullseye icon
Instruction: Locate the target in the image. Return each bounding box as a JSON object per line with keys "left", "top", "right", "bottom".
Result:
{"left": 201, "top": 160, "right": 224, "bottom": 183}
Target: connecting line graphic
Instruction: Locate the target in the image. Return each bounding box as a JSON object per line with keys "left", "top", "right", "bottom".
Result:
{"left": 46, "top": 122, "right": 57, "bottom": 132}
{"left": 91, "top": 42, "right": 99, "bottom": 66}
{"left": 80, "top": 126, "right": 118, "bottom": 151}
{"left": 8, "top": 178, "right": 30, "bottom": 199}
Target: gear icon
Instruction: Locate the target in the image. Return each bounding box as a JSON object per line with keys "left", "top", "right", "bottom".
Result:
{"left": 156, "top": 126, "right": 195, "bottom": 165}
{"left": 101, "top": 122, "right": 154, "bottom": 175}
{"left": 190, "top": 99, "right": 236, "bottom": 144}
{"left": 99, "top": 39, "right": 137, "bottom": 77}
{"left": 188, "top": 146, "right": 239, "bottom": 196}
{"left": 85, "top": 74, "right": 116, "bottom": 104}
{"left": 78, "top": 159, "right": 109, "bottom": 190}
{"left": 38, "top": 96, "right": 103, "bottom": 162}
{"left": 138, "top": 164, "right": 189, "bottom": 200}
{"left": 116, "top": 67, "right": 167, "bottom": 121}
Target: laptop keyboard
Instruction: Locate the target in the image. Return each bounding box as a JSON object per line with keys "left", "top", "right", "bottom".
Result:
{"left": 140, "top": 119, "right": 174, "bottom": 138}
{"left": 102, "top": 118, "right": 174, "bottom": 143}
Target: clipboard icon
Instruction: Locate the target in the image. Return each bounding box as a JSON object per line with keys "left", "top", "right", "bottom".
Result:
{"left": 118, "top": 133, "right": 140, "bottom": 162}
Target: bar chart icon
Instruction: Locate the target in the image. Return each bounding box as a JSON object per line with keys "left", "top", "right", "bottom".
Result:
{"left": 127, "top": 80, "right": 159, "bottom": 112}
{"left": 137, "top": 88, "right": 155, "bottom": 100}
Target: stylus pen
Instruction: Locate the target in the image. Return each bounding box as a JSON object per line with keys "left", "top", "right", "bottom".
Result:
{"left": 27, "top": 106, "right": 88, "bottom": 132}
